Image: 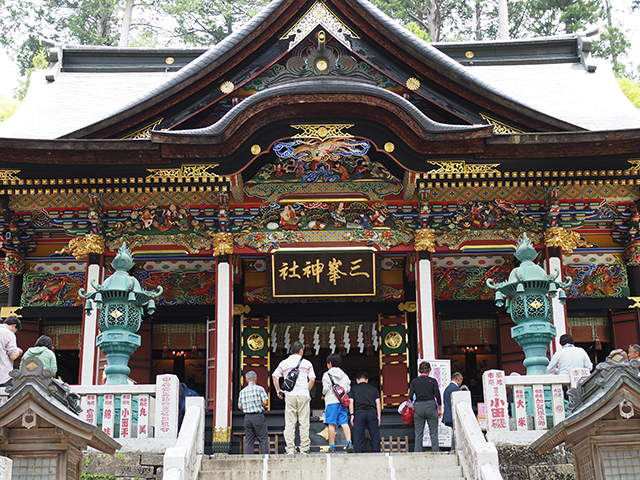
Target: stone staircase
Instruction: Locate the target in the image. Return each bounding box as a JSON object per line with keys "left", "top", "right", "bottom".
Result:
{"left": 199, "top": 452, "right": 465, "bottom": 480}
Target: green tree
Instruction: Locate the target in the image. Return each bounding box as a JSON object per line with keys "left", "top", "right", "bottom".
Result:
{"left": 157, "top": 0, "right": 269, "bottom": 46}
{"left": 0, "top": 95, "right": 19, "bottom": 124}
{"left": 618, "top": 77, "right": 640, "bottom": 109}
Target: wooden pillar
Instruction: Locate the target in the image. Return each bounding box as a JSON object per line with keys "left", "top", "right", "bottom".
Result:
{"left": 79, "top": 253, "right": 103, "bottom": 385}
{"left": 414, "top": 229, "right": 437, "bottom": 359}
{"left": 62, "top": 234, "right": 107, "bottom": 386}
{"left": 7, "top": 274, "right": 22, "bottom": 307}
{"left": 625, "top": 242, "right": 640, "bottom": 296}
{"left": 209, "top": 232, "right": 234, "bottom": 452}
{"left": 5, "top": 253, "right": 25, "bottom": 307}
{"left": 545, "top": 246, "right": 568, "bottom": 354}
{"left": 211, "top": 254, "right": 233, "bottom": 452}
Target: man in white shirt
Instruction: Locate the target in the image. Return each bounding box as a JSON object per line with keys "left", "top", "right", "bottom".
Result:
{"left": 272, "top": 341, "right": 316, "bottom": 454}
{"left": 0, "top": 316, "right": 23, "bottom": 387}
{"left": 548, "top": 334, "right": 593, "bottom": 375}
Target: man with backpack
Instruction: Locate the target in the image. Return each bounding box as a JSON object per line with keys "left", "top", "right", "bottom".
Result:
{"left": 273, "top": 341, "right": 316, "bottom": 454}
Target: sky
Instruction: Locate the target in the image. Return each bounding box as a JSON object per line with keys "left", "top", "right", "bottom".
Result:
{"left": 1, "top": 1, "right": 639, "bottom": 99}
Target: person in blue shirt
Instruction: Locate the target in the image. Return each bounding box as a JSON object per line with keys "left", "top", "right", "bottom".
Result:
{"left": 442, "top": 372, "right": 463, "bottom": 451}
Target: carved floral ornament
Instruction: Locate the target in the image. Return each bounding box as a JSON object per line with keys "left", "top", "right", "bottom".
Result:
{"left": 56, "top": 234, "right": 105, "bottom": 259}
{"left": 543, "top": 226, "right": 591, "bottom": 254}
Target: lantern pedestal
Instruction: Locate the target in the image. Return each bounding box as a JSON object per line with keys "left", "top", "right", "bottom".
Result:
{"left": 512, "top": 320, "right": 557, "bottom": 376}
{"left": 96, "top": 330, "right": 141, "bottom": 385}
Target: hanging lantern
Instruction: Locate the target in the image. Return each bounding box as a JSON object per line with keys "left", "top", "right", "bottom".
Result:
{"left": 163, "top": 344, "right": 169, "bottom": 358}
{"left": 483, "top": 338, "right": 491, "bottom": 353}
{"left": 593, "top": 325, "right": 602, "bottom": 350}
{"left": 338, "top": 343, "right": 346, "bottom": 356}
{"left": 191, "top": 344, "right": 198, "bottom": 356}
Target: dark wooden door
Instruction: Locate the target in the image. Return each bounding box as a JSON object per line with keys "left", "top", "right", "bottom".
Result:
{"left": 610, "top": 309, "right": 640, "bottom": 351}
{"left": 498, "top": 314, "right": 526, "bottom": 375}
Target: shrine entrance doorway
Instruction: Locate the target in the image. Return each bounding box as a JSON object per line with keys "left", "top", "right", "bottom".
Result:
{"left": 236, "top": 302, "right": 415, "bottom": 412}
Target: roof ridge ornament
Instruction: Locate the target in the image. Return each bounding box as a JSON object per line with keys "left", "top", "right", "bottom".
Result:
{"left": 280, "top": 1, "right": 359, "bottom": 51}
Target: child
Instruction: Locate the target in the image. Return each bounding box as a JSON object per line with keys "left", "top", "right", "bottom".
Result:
{"left": 322, "top": 353, "right": 353, "bottom": 453}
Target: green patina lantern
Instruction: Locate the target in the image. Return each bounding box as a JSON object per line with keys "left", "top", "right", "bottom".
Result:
{"left": 79, "top": 243, "right": 163, "bottom": 385}
{"left": 487, "top": 233, "right": 571, "bottom": 375}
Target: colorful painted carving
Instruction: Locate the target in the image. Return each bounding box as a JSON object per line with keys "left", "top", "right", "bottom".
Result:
{"left": 434, "top": 266, "right": 512, "bottom": 301}
{"left": 251, "top": 138, "right": 395, "bottom": 185}
{"left": 133, "top": 271, "right": 217, "bottom": 305}
{"left": 564, "top": 263, "right": 629, "bottom": 298}
{"left": 21, "top": 272, "right": 85, "bottom": 307}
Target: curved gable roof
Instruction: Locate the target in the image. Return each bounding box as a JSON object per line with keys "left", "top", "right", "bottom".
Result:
{"left": 65, "top": 0, "right": 584, "bottom": 140}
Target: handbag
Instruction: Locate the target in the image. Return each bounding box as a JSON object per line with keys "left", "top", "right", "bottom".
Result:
{"left": 328, "top": 373, "right": 350, "bottom": 407}
{"left": 401, "top": 401, "right": 415, "bottom": 424}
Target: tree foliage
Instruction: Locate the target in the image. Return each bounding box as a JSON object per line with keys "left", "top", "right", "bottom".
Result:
{"left": 0, "top": 96, "right": 19, "bottom": 124}
{"left": 618, "top": 77, "right": 640, "bottom": 109}
{"left": 0, "top": 0, "right": 267, "bottom": 77}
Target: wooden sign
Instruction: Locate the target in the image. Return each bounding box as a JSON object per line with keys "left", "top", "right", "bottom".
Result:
{"left": 272, "top": 250, "right": 375, "bottom": 297}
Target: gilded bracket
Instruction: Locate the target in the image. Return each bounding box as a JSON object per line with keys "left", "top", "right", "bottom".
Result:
{"left": 414, "top": 228, "right": 436, "bottom": 252}
{"left": 210, "top": 232, "right": 234, "bottom": 257}
{"left": 543, "top": 227, "right": 590, "bottom": 253}
{"left": 56, "top": 234, "right": 105, "bottom": 259}
{"left": 398, "top": 302, "right": 417, "bottom": 313}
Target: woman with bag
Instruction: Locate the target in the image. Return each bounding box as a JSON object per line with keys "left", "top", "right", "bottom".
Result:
{"left": 322, "top": 353, "right": 354, "bottom": 453}
{"left": 408, "top": 361, "right": 442, "bottom": 452}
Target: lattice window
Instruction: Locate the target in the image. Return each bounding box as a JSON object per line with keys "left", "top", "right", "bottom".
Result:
{"left": 602, "top": 448, "right": 640, "bottom": 479}
{"left": 578, "top": 453, "right": 595, "bottom": 480}
{"left": 12, "top": 457, "right": 57, "bottom": 480}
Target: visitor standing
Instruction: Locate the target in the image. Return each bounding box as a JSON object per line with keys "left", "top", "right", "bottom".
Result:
{"left": 272, "top": 341, "right": 316, "bottom": 454}
{"left": 628, "top": 344, "right": 640, "bottom": 361}
{"left": 20, "top": 335, "right": 57, "bottom": 374}
{"left": 409, "top": 361, "right": 442, "bottom": 452}
{"left": 322, "top": 353, "right": 353, "bottom": 453}
{"left": 547, "top": 334, "right": 593, "bottom": 375}
{"left": 349, "top": 370, "right": 381, "bottom": 453}
{"left": 238, "top": 370, "right": 269, "bottom": 454}
{"left": 442, "top": 372, "right": 463, "bottom": 451}
{"left": 0, "top": 316, "right": 22, "bottom": 387}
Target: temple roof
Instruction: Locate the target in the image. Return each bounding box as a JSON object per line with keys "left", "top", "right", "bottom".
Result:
{"left": 0, "top": 0, "right": 638, "bottom": 165}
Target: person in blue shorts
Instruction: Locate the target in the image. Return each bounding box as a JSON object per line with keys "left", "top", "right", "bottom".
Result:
{"left": 322, "top": 353, "right": 353, "bottom": 453}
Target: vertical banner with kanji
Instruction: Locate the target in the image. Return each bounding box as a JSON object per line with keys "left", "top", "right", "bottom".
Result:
{"left": 513, "top": 385, "right": 527, "bottom": 431}
{"left": 482, "top": 369, "right": 508, "bottom": 431}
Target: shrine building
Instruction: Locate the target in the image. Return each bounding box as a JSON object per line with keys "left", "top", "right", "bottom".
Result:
{"left": 1, "top": 0, "right": 640, "bottom": 453}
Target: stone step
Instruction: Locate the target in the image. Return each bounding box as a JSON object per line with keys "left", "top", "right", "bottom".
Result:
{"left": 202, "top": 453, "right": 458, "bottom": 471}
{"left": 199, "top": 468, "right": 464, "bottom": 480}
{"left": 198, "top": 452, "right": 464, "bottom": 480}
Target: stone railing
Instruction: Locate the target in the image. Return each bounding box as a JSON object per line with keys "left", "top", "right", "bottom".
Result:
{"left": 0, "top": 373, "right": 181, "bottom": 443}
{"left": 482, "top": 368, "right": 590, "bottom": 432}
{"left": 452, "top": 390, "right": 503, "bottom": 480}
{"left": 163, "top": 396, "right": 205, "bottom": 480}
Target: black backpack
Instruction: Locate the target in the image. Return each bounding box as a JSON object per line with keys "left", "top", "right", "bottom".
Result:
{"left": 279, "top": 357, "right": 303, "bottom": 392}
